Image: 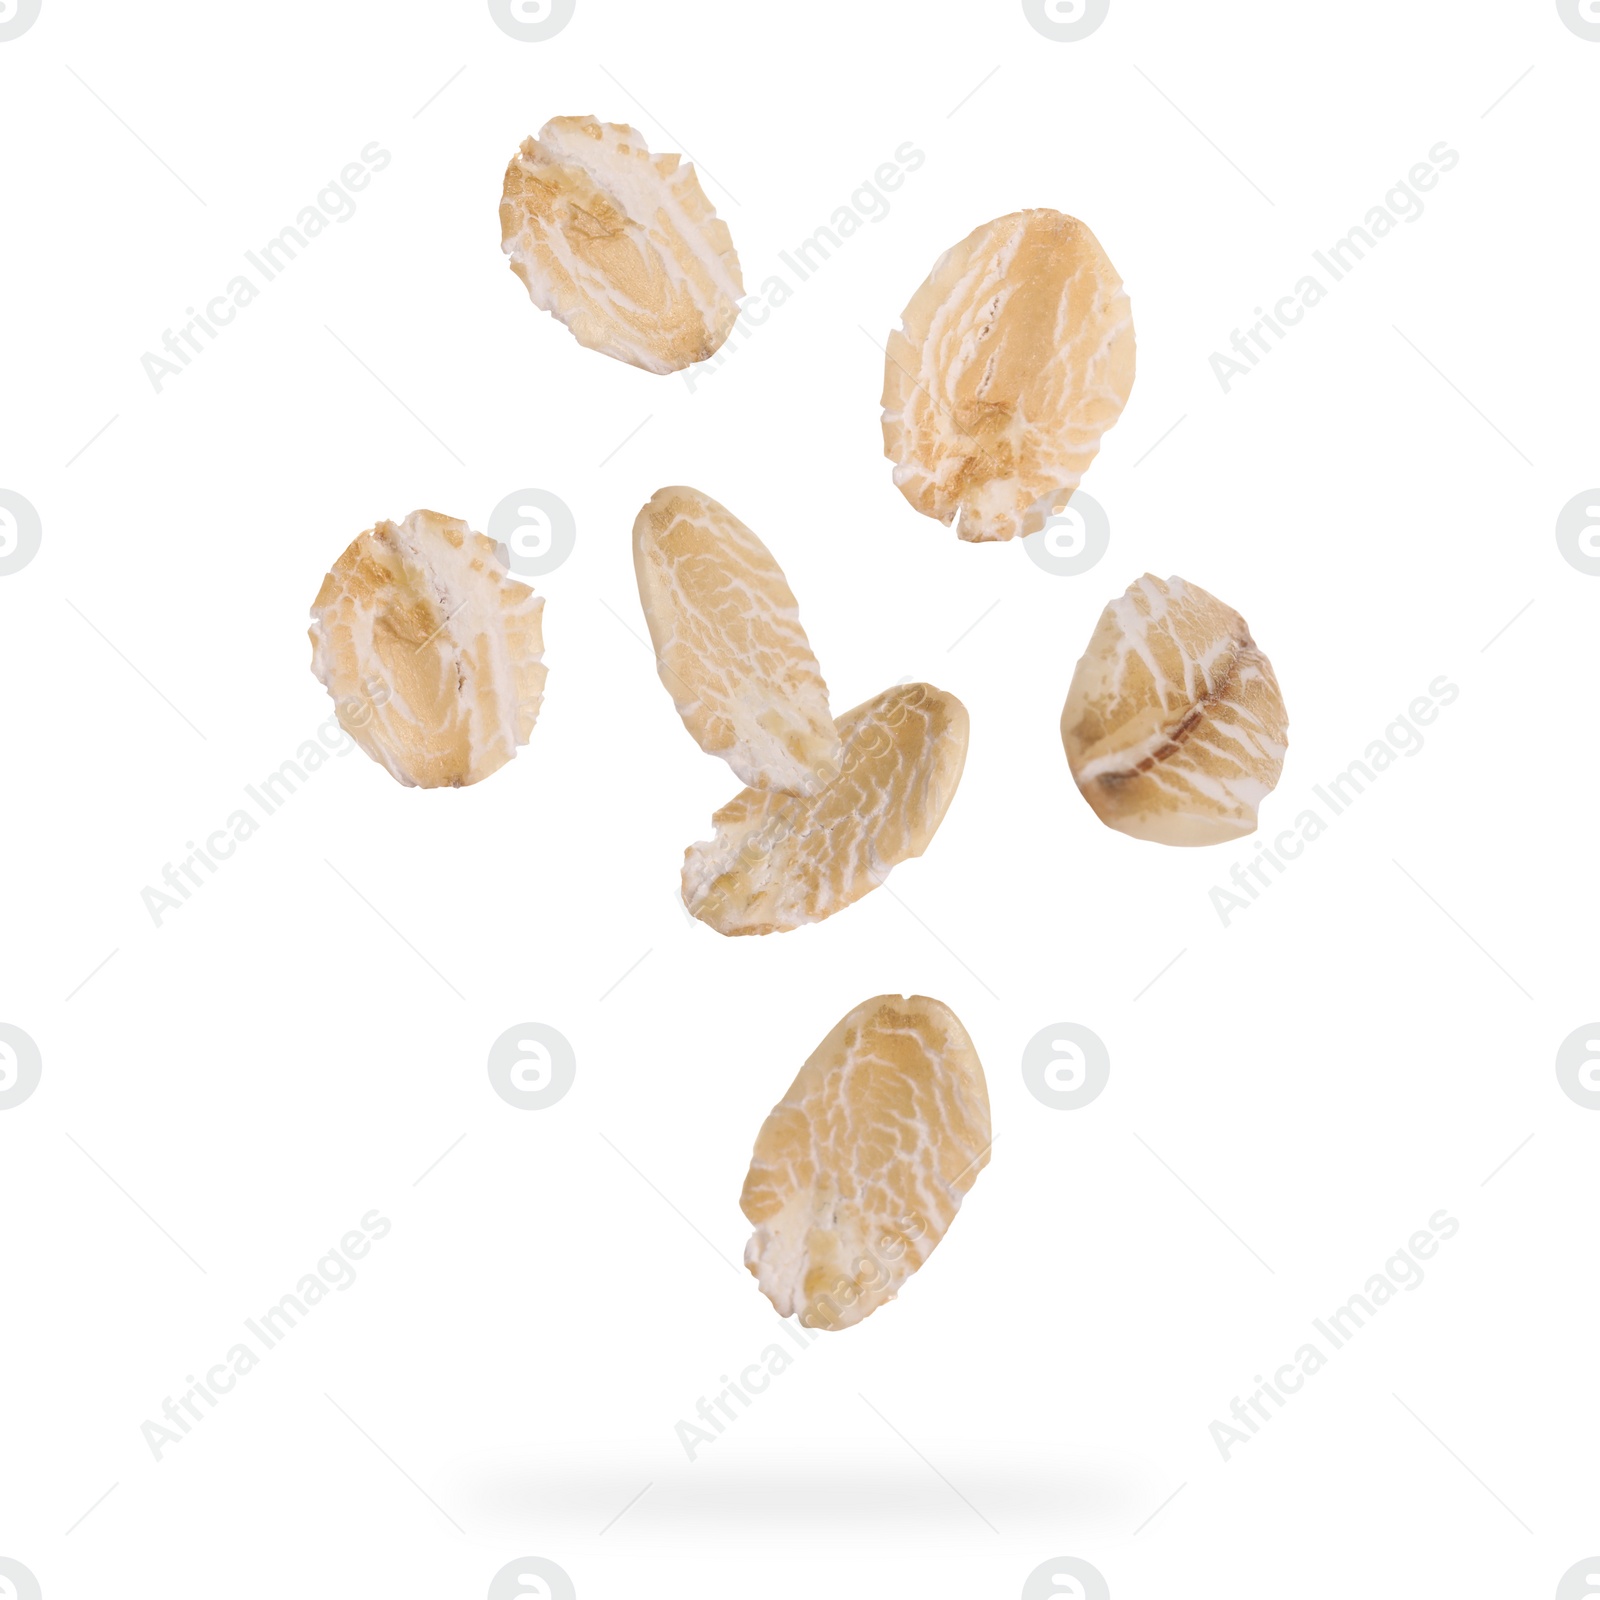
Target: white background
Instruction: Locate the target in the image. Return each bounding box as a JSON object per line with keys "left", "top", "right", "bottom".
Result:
{"left": 2, "top": 1, "right": 1598, "bottom": 1596}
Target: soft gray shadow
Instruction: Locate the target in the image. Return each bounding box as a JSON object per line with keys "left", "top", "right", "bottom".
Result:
{"left": 452, "top": 1451, "right": 1156, "bottom": 1542}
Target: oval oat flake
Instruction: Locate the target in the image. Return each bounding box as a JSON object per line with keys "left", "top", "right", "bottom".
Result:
{"left": 881, "top": 208, "right": 1134, "bottom": 543}
{"left": 1061, "top": 573, "right": 1288, "bottom": 845}
{"left": 308, "top": 510, "right": 546, "bottom": 789}
{"left": 500, "top": 116, "right": 743, "bottom": 374}
{"left": 741, "top": 993, "right": 992, "bottom": 1332}
{"left": 633, "top": 486, "right": 840, "bottom": 794}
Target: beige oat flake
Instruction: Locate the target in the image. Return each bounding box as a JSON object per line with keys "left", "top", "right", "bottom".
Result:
{"left": 308, "top": 510, "right": 546, "bottom": 789}
{"left": 682, "top": 681, "right": 968, "bottom": 935}
{"left": 500, "top": 115, "right": 743, "bottom": 374}
{"left": 1061, "top": 574, "right": 1288, "bottom": 845}
{"left": 882, "top": 208, "right": 1135, "bottom": 543}
{"left": 633, "top": 486, "right": 839, "bottom": 793}
{"left": 741, "top": 993, "right": 992, "bottom": 1332}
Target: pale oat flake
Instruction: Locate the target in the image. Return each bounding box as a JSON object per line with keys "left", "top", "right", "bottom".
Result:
{"left": 1061, "top": 574, "right": 1288, "bottom": 845}
{"left": 633, "top": 486, "right": 839, "bottom": 793}
{"left": 741, "top": 993, "right": 991, "bottom": 1332}
{"left": 308, "top": 510, "right": 546, "bottom": 789}
{"left": 500, "top": 116, "right": 743, "bottom": 374}
{"left": 882, "top": 208, "right": 1135, "bottom": 543}
{"left": 683, "top": 681, "right": 968, "bottom": 935}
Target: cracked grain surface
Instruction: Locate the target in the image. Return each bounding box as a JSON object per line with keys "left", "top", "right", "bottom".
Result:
{"left": 633, "top": 486, "right": 840, "bottom": 793}
{"left": 309, "top": 510, "right": 546, "bottom": 788}
{"left": 881, "top": 208, "right": 1134, "bottom": 543}
{"left": 500, "top": 115, "right": 743, "bottom": 374}
{"left": 1061, "top": 574, "right": 1288, "bottom": 846}
{"left": 683, "top": 682, "right": 968, "bottom": 936}
{"left": 741, "top": 993, "right": 991, "bottom": 1332}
